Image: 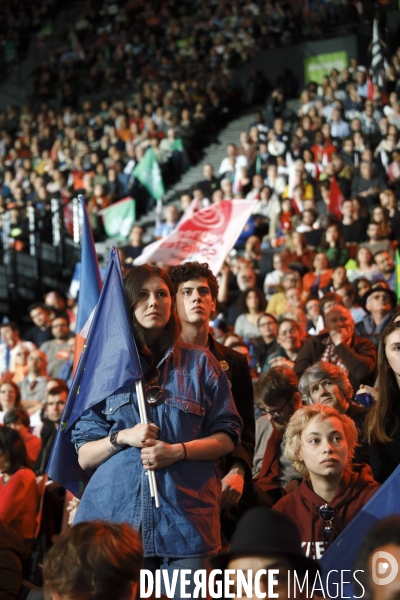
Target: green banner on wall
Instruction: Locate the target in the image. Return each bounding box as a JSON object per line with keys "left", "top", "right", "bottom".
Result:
{"left": 304, "top": 51, "right": 348, "bottom": 84}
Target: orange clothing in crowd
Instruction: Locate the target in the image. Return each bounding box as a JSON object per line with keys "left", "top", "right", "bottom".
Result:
{"left": 0, "top": 468, "right": 38, "bottom": 538}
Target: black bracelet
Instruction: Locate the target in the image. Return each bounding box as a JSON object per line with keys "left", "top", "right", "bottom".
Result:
{"left": 181, "top": 442, "right": 187, "bottom": 461}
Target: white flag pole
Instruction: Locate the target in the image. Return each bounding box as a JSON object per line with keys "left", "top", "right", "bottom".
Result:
{"left": 135, "top": 380, "right": 160, "bottom": 508}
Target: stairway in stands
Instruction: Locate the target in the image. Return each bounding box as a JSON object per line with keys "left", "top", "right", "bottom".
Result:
{"left": 134, "top": 106, "right": 262, "bottom": 242}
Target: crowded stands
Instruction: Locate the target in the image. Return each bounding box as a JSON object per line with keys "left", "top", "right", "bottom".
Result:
{"left": 3, "top": 0, "right": 400, "bottom": 598}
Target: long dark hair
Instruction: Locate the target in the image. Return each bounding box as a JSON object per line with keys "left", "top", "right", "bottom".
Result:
{"left": 0, "top": 426, "right": 28, "bottom": 474}
{"left": 365, "top": 320, "right": 400, "bottom": 444}
{"left": 124, "top": 265, "right": 181, "bottom": 366}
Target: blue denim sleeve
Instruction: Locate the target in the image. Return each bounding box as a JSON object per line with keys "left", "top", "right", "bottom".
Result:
{"left": 71, "top": 401, "right": 111, "bottom": 452}
{"left": 202, "top": 353, "right": 243, "bottom": 445}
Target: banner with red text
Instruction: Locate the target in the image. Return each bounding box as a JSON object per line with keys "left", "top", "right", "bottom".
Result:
{"left": 134, "top": 200, "right": 257, "bottom": 274}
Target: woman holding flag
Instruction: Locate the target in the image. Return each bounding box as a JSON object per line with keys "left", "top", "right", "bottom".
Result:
{"left": 71, "top": 264, "right": 242, "bottom": 599}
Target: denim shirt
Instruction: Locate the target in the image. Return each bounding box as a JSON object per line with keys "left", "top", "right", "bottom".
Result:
{"left": 71, "top": 340, "right": 242, "bottom": 558}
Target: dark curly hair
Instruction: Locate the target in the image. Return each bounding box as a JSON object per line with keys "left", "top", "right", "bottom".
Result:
{"left": 169, "top": 262, "right": 219, "bottom": 300}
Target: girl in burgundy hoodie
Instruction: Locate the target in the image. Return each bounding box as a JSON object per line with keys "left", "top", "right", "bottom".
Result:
{"left": 274, "top": 404, "right": 380, "bottom": 560}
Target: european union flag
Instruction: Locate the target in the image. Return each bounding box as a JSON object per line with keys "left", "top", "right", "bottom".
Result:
{"left": 46, "top": 247, "right": 143, "bottom": 497}
{"left": 320, "top": 465, "right": 400, "bottom": 598}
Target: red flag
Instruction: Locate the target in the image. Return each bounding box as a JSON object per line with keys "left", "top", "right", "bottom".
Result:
{"left": 328, "top": 177, "right": 344, "bottom": 218}
{"left": 366, "top": 69, "right": 374, "bottom": 100}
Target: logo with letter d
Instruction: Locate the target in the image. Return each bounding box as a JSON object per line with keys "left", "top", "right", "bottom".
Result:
{"left": 372, "top": 551, "right": 399, "bottom": 586}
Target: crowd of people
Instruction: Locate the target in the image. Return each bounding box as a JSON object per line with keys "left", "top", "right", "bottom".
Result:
{"left": 0, "top": 0, "right": 363, "bottom": 253}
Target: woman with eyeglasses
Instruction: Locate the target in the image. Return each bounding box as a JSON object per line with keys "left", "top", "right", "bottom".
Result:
{"left": 71, "top": 265, "right": 242, "bottom": 599}
{"left": 274, "top": 404, "right": 379, "bottom": 559}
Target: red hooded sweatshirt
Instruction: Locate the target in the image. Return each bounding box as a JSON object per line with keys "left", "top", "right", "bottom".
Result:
{"left": 273, "top": 464, "right": 380, "bottom": 560}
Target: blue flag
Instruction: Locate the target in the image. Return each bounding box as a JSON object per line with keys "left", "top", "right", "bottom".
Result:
{"left": 46, "top": 247, "right": 143, "bottom": 497}
{"left": 320, "top": 465, "right": 400, "bottom": 598}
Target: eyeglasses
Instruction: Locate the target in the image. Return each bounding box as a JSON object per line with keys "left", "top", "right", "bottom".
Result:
{"left": 260, "top": 397, "right": 291, "bottom": 419}
{"left": 317, "top": 503, "right": 335, "bottom": 543}
{"left": 145, "top": 368, "right": 162, "bottom": 405}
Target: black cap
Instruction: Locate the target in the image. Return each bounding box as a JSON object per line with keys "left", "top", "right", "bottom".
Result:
{"left": 209, "top": 507, "right": 320, "bottom": 577}
{"left": 362, "top": 285, "right": 397, "bottom": 312}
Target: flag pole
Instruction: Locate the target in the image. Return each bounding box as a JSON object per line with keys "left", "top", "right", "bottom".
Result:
{"left": 135, "top": 380, "right": 160, "bottom": 508}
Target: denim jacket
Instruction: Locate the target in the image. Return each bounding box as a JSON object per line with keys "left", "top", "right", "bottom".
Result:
{"left": 71, "top": 340, "right": 242, "bottom": 558}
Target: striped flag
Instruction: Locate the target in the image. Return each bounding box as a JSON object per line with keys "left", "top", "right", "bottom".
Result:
{"left": 371, "top": 18, "right": 385, "bottom": 88}
{"left": 73, "top": 198, "right": 102, "bottom": 373}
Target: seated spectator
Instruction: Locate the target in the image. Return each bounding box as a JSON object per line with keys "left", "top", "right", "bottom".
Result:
{"left": 263, "top": 253, "right": 286, "bottom": 300}
{"left": 355, "top": 516, "right": 400, "bottom": 599}
{"left": 322, "top": 265, "right": 349, "bottom": 295}
{"left": 34, "top": 385, "right": 68, "bottom": 474}
{"left": 218, "top": 264, "right": 258, "bottom": 327}
{"left": 356, "top": 285, "right": 397, "bottom": 347}
{"left": 305, "top": 297, "right": 323, "bottom": 336}
{"left": 19, "top": 350, "right": 49, "bottom": 414}
{"left": 154, "top": 205, "right": 180, "bottom": 240}
{"left": 358, "top": 222, "right": 393, "bottom": 257}
{"left": 282, "top": 288, "right": 307, "bottom": 331}
{"left": 196, "top": 164, "right": 220, "bottom": 201}
{"left": 298, "top": 362, "right": 369, "bottom": 464}
{"left": 234, "top": 288, "right": 267, "bottom": 344}
{"left": 346, "top": 247, "right": 381, "bottom": 283}
{"left": 267, "top": 270, "right": 301, "bottom": 317}
{"left": 317, "top": 223, "right": 348, "bottom": 268}
{"left": 25, "top": 303, "right": 53, "bottom": 347}
{"left": 253, "top": 367, "right": 303, "bottom": 502}
{"left": 373, "top": 250, "right": 396, "bottom": 290}
{"left": 40, "top": 316, "right": 73, "bottom": 377}
{"left": 58, "top": 336, "right": 75, "bottom": 388}
{"left": 43, "top": 522, "right": 143, "bottom": 600}
{"left": 0, "top": 322, "right": 25, "bottom": 377}
{"left": 121, "top": 225, "right": 145, "bottom": 262}
{"left": 336, "top": 282, "right": 367, "bottom": 324}
{"left": 302, "top": 252, "right": 334, "bottom": 298}
{"left": 252, "top": 185, "right": 281, "bottom": 241}
{"left": 274, "top": 404, "right": 379, "bottom": 559}
{"left": 0, "top": 427, "right": 38, "bottom": 539}
{"left": 9, "top": 343, "right": 31, "bottom": 384}
{"left": 0, "top": 381, "right": 22, "bottom": 425}
{"left": 253, "top": 314, "right": 279, "bottom": 374}
{"left": 3, "top": 408, "right": 41, "bottom": 469}
{"left": 353, "top": 277, "right": 372, "bottom": 303}
{"left": 351, "top": 161, "right": 387, "bottom": 209}
{"left": 295, "top": 305, "right": 377, "bottom": 391}
{"left": 339, "top": 198, "right": 367, "bottom": 245}
{"left": 219, "top": 143, "right": 247, "bottom": 178}
{"left": 210, "top": 507, "right": 319, "bottom": 600}
{"left": 283, "top": 231, "right": 314, "bottom": 275}
{"left": 264, "top": 318, "right": 304, "bottom": 372}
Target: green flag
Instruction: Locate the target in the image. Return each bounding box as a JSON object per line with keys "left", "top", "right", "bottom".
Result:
{"left": 101, "top": 197, "right": 136, "bottom": 240}
{"left": 133, "top": 148, "right": 165, "bottom": 200}
{"left": 170, "top": 138, "right": 184, "bottom": 152}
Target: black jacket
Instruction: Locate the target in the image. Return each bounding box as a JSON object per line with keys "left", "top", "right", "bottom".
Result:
{"left": 208, "top": 335, "right": 255, "bottom": 480}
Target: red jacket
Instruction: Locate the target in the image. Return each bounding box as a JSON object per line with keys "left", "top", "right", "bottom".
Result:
{"left": 274, "top": 464, "right": 379, "bottom": 560}
{"left": 0, "top": 468, "right": 38, "bottom": 538}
